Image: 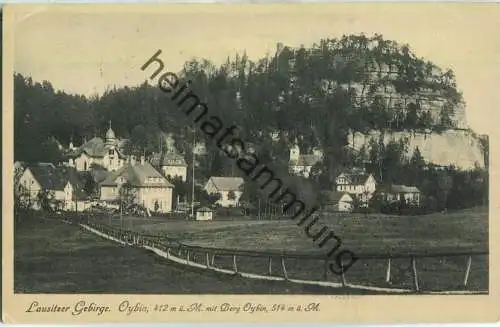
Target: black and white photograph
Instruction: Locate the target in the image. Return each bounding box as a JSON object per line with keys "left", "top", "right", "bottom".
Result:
{"left": 3, "top": 3, "right": 499, "bottom": 323}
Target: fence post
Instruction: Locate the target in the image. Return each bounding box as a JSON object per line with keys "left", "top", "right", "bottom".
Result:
{"left": 211, "top": 254, "right": 215, "bottom": 266}
{"left": 268, "top": 257, "right": 273, "bottom": 276}
{"left": 232, "top": 255, "right": 238, "bottom": 274}
{"left": 186, "top": 250, "right": 190, "bottom": 263}
{"left": 281, "top": 256, "right": 288, "bottom": 280}
{"left": 205, "top": 252, "right": 210, "bottom": 268}
{"left": 385, "top": 258, "right": 392, "bottom": 283}
{"left": 411, "top": 256, "right": 420, "bottom": 292}
{"left": 463, "top": 255, "right": 472, "bottom": 287}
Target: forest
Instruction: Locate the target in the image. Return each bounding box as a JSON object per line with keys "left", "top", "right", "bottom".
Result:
{"left": 14, "top": 33, "right": 488, "bottom": 213}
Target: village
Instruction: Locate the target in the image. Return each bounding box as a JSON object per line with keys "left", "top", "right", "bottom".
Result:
{"left": 14, "top": 120, "right": 423, "bottom": 222}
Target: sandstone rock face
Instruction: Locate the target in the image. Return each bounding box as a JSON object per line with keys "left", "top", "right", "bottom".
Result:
{"left": 348, "top": 129, "right": 485, "bottom": 170}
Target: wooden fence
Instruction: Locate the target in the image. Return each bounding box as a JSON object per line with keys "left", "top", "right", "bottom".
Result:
{"left": 62, "top": 214, "right": 488, "bottom": 294}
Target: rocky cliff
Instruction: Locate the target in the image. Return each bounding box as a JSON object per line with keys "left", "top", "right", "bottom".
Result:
{"left": 348, "top": 129, "right": 486, "bottom": 170}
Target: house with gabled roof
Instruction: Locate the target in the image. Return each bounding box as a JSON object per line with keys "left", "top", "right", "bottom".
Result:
{"left": 66, "top": 122, "right": 130, "bottom": 172}
{"left": 17, "top": 163, "right": 89, "bottom": 211}
{"left": 379, "top": 184, "right": 421, "bottom": 207}
{"left": 288, "top": 144, "right": 323, "bottom": 178}
{"left": 204, "top": 176, "right": 244, "bottom": 207}
{"left": 335, "top": 168, "right": 377, "bottom": 205}
{"left": 320, "top": 191, "right": 354, "bottom": 212}
{"left": 99, "top": 160, "right": 174, "bottom": 213}
{"left": 150, "top": 151, "right": 188, "bottom": 182}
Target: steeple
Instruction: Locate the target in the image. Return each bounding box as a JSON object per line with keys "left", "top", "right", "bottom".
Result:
{"left": 69, "top": 133, "right": 75, "bottom": 150}
{"left": 105, "top": 120, "right": 116, "bottom": 145}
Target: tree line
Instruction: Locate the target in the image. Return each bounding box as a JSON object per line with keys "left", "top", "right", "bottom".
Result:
{"left": 15, "top": 34, "right": 463, "bottom": 164}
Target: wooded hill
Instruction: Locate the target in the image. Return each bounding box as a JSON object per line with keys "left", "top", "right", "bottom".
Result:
{"left": 15, "top": 34, "right": 469, "bottom": 162}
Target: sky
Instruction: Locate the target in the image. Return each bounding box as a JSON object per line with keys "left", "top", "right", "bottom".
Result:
{"left": 11, "top": 4, "right": 500, "bottom": 135}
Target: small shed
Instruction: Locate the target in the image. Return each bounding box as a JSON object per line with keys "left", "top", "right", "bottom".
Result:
{"left": 196, "top": 207, "right": 214, "bottom": 221}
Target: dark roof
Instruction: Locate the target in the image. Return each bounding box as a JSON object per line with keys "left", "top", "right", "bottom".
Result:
{"left": 290, "top": 154, "right": 321, "bottom": 167}
{"left": 320, "top": 191, "right": 352, "bottom": 204}
{"left": 28, "top": 164, "right": 87, "bottom": 199}
{"left": 349, "top": 173, "right": 370, "bottom": 184}
{"left": 337, "top": 169, "right": 373, "bottom": 185}
{"left": 79, "top": 137, "right": 107, "bottom": 157}
{"left": 197, "top": 206, "right": 213, "bottom": 212}
{"left": 68, "top": 137, "right": 127, "bottom": 159}
{"left": 89, "top": 167, "right": 111, "bottom": 184}
{"left": 29, "top": 163, "right": 68, "bottom": 190}
{"left": 100, "top": 162, "right": 174, "bottom": 188}
{"left": 207, "top": 177, "right": 244, "bottom": 191}
{"left": 383, "top": 184, "right": 421, "bottom": 194}
{"left": 150, "top": 152, "right": 187, "bottom": 167}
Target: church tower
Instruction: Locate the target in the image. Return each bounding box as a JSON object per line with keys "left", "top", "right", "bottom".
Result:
{"left": 105, "top": 120, "right": 117, "bottom": 146}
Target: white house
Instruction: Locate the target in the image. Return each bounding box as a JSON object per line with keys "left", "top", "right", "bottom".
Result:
{"left": 288, "top": 144, "right": 323, "bottom": 178}
{"left": 204, "top": 176, "right": 244, "bottom": 207}
{"left": 150, "top": 151, "right": 188, "bottom": 182}
{"left": 17, "top": 163, "right": 89, "bottom": 211}
{"left": 380, "top": 184, "right": 421, "bottom": 207}
{"left": 99, "top": 159, "right": 174, "bottom": 213}
{"left": 321, "top": 191, "right": 354, "bottom": 212}
{"left": 66, "top": 122, "right": 129, "bottom": 172}
{"left": 196, "top": 207, "right": 214, "bottom": 221}
{"left": 335, "top": 168, "right": 377, "bottom": 205}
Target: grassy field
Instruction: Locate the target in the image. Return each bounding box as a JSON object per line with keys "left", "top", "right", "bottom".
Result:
{"left": 98, "top": 206, "right": 489, "bottom": 292}
{"left": 106, "top": 206, "right": 488, "bottom": 254}
{"left": 14, "top": 218, "right": 383, "bottom": 294}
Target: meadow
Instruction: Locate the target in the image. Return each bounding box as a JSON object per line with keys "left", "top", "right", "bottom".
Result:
{"left": 106, "top": 207, "right": 488, "bottom": 254}
{"left": 99, "top": 206, "right": 488, "bottom": 292}
{"left": 14, "top": 218, "right": 382, "bottom": 294}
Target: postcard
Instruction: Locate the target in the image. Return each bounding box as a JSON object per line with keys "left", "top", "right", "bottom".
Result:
{"left": 2, "top": 3, "right": 499, "bottom": 324}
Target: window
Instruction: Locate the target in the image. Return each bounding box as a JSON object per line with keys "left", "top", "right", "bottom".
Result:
{"left": 108, "top": 149, "right": 114, "bottom": 155}
{"left": 83, "top": 162, "right": 87, "bottom": 171}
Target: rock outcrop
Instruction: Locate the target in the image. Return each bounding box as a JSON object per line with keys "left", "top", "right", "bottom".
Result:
{"left": 348, "top": 129, "right": 485, "bottom": 170}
